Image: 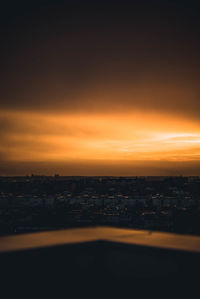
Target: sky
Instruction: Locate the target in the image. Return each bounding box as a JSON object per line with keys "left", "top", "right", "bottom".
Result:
{"left": 1, "top": 0, "right": 200, "bottom": 176}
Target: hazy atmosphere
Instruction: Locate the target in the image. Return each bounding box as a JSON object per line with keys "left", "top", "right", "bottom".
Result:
{"left": 1, "top": 0, "right": 200, "bottom": 175}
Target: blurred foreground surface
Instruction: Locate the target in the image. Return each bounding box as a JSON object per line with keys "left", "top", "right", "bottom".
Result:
{"left": 0, "top": 226, "right": 200, "bottom": 298}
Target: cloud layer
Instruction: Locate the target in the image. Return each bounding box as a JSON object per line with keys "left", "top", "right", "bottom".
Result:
{"left": 1, "top": 1, "right": 200, "bottom": 174}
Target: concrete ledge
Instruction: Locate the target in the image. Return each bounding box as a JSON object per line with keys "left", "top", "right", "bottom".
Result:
{"left": 0, "top": 226, "right": 200, "bottom": 253}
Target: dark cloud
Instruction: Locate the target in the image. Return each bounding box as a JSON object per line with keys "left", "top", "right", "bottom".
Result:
{"left": 1, "top": 0, "right": 200, "bottom": 119}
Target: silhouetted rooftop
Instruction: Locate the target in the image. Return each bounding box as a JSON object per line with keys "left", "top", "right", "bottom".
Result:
{"left": 1, "top": 227, "right": 200, "bottom": 298}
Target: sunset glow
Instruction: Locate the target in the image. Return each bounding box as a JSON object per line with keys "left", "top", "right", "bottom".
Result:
{"left": 1, "top": 109, "right": 200, "bottom": 168}
{"left": 1, "top": 0, "right": 200, "bottom": 175}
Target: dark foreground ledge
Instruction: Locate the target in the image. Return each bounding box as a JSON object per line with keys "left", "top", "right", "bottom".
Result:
{"left": 1, "top": 227, "right": 200, "bottom": 298}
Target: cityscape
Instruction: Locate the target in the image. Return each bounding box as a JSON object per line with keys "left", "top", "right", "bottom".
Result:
{"left": 1, "top": 175, "right": 200, "bottom": 236}
{"left": 1, "top": 1, "right": 200, "bottom": 296}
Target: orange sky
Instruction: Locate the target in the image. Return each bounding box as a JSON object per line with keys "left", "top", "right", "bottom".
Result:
{"left": 1, "top": 1, "right": 200, "bottom": 175}
{"left": 0, "top": 108, "right": 200, "bottom": 175}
